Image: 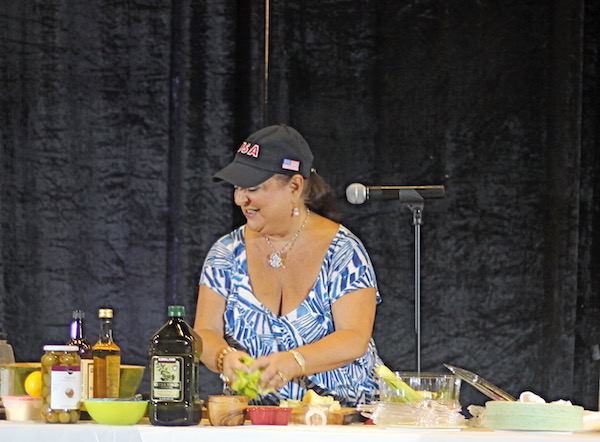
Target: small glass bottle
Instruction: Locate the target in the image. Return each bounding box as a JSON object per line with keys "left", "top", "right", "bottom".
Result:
{"left": 149, "top": 305, "right": 202, "bottom": 426}
{"left": 41, "top": 345, "right": 81, "bottom": 423}
{"left": 67, "top": 310, "right": 93, "bottom": 401}
{"left": 92, "top": 308, "right": 121, "bottom": 398}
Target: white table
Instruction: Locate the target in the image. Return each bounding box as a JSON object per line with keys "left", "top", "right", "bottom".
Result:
{"left": 3, "top": 421, "right": 600, "bottom": 442}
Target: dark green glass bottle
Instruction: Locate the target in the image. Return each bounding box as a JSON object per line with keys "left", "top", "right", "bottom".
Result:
{"left": 149, "top": 305, "right": 203, "bottom": 426}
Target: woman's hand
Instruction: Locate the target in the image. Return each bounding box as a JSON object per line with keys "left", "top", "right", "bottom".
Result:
{"left": 220, "top": 349, "right": 252, "bottom": 385}
{"left": 249, "top": 351, "right": 301, "bottom": 391}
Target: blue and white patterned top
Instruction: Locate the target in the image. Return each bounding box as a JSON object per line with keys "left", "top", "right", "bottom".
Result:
{"left": 200, "top": 224, "right": 382, "bottom": 406}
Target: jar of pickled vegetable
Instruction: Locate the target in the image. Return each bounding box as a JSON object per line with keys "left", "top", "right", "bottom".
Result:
{"left": 41, "top": 345, "right": 82, "bottom": 423}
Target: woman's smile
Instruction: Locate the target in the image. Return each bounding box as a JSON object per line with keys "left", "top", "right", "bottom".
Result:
{"left": 244, "top": 208, "right": 259, "bottom": 218}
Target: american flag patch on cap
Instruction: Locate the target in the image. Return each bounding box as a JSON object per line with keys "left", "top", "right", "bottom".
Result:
{"left": 282, "top": 158, "right": 300, "bottom": 171}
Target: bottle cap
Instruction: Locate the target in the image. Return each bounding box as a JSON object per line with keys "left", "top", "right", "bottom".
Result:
{"left": 43, "top": 345, "right": 80, "bottom": 352}
{"left": 72, "top": 310, "right": 85, "bottom": 319}
{"left": 168, "top": 305, "right": 185, "bottom": 317}
{"left": 98, "top": 308, "right": 113, "bottom": 318}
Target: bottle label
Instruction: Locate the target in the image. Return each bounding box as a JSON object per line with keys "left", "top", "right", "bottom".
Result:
{"left": 50, "top": 365, "right": 81, "bottom": 410}
{"left": 93, "top": 353, "right": 121, "bottom": 398}
{"left": 105, "top": 355, "right": 120, "bottom": 398}
{"left": 151, "top": 356, "right": 183, "bottom": 401}
{"left": 80, "top": 359, "right": 94, "bottom": 400}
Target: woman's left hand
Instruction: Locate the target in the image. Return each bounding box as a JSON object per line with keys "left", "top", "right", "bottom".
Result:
{"left": 249, "top": 351, "right": 299, "bottom": 391}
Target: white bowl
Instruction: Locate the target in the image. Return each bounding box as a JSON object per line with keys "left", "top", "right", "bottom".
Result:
{"left": 2, "top": 395, "right": 42, "bottom": 421}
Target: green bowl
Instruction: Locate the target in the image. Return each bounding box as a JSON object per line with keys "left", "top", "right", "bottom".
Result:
{"left": 84, "top": 398, "right": 148, "bottom": 425}
{"left": 0, "top": 363, "right": 145, "bottom": 398}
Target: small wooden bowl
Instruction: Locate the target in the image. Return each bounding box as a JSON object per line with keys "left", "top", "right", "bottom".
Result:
{"left": 206, "top": 395, "right": 248, "bottom": 426}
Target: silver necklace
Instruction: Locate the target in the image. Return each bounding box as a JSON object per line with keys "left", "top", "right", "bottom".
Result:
{"left": 264, "top": 208, "right": 311, "bottom": 269}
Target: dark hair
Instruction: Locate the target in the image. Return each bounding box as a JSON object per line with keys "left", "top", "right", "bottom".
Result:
{"left": 276, "top": 171, "right": 341, "bottom": 222}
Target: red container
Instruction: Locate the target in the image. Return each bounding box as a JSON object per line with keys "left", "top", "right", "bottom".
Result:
{"left": 247, "top": 406, "right": 292, "bottom": 425}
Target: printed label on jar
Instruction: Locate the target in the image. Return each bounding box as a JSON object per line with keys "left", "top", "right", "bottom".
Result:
{"left": 50, "top": 365, "right": 82, "bottom": 410}
{"left": 151, "top": 356, "right": 183, "bottom": 401}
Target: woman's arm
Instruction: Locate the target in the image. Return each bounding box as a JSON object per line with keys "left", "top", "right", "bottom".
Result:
{"left": 251, "top": 287, "right": 377, "bottom": 389}
{"left": 299, "top": 286, "right": 376, "bottom": 370}
{"left": 193, "top": 284, "right": 251, "bottom": 380}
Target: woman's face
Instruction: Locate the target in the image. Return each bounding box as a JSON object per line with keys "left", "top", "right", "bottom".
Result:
{"left": 233, "top": 175, "right": 298, "bottom": 237}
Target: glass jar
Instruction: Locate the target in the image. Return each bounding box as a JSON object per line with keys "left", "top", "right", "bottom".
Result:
{"left": 41, "top": 345, "right": 82, "bottom": 423}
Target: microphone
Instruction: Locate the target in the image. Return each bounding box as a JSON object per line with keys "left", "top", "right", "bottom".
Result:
{"left": 346, "top": 183, "right": 445, "bottom": 205}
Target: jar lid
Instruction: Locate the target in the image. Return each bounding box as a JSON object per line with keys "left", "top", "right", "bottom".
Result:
{"left": 168, "top": 305, "right": 185, "bottom": 317}
{"left": 43, "top": 345, "right": 80, "bottom": 352}
{"left": 2, "top": 395, "right": 42, "bottom": 402}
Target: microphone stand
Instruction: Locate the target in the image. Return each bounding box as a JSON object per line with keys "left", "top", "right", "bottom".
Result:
{"left": 398, "top": 190, "right": 425, "bottom": 373}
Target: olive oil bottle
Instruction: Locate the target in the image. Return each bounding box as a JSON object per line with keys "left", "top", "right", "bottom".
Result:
{"left": 92, "top": 308, "right": 121, "bottom": 398}
{"left": 149, "top": 305, "right": 202, "bottom": 426}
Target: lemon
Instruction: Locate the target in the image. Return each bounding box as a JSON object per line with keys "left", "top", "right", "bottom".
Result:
{"left": 24, "top": 370, "right": 43, "bottom": 397}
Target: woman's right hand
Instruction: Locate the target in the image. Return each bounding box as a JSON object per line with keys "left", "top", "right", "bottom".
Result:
{"left": 221, "top": 348, "right": 252, "bottom": 384}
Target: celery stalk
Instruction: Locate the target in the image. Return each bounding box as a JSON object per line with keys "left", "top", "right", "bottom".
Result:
{"left": 375, "top": 365, "right": 423, "bottom": 402}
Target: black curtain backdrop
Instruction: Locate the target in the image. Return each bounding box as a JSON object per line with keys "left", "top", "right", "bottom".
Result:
{"left": 1, "top": 0, "right": 599, "bottom": 409}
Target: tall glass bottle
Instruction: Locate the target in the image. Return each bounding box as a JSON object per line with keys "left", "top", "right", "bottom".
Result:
{"left": 92, "top": 308, "right": 121, "bottom": 398}
{"left": 67, "top": 310, "right": 94, "bottom": 401}
{"left": 0, "top": 331, "right": 16, "bottom": 398}
{"left": 149, "top": 305, "right": 202, "bottom": 426}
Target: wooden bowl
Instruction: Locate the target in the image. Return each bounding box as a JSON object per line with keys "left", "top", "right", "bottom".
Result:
{"left": 206, "top": 395, "right": 248, "bottom": 426}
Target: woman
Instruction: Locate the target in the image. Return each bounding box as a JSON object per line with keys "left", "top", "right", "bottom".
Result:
{"left": 194, "top": 124, "right": 382, "bottom": 406}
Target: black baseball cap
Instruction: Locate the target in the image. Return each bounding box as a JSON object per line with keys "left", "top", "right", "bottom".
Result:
{"left": 214, "top": 124, "right": 314, "bottom": 188}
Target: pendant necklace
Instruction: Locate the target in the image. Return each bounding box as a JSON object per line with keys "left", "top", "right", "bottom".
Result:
{"left": 264, "top": 208, "right": 311, "bottom": 269}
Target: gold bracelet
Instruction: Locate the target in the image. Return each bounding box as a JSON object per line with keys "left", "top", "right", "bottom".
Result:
{"left": 217, "top": 346, "right": 237, "bottom": 373}
{"left": 289, "top": 349, "right": 306, "bottom": 376}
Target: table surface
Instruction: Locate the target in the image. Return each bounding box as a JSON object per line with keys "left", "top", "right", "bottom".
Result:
{"left": 4, "top": 419, "right": 600, "bottom": 442}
